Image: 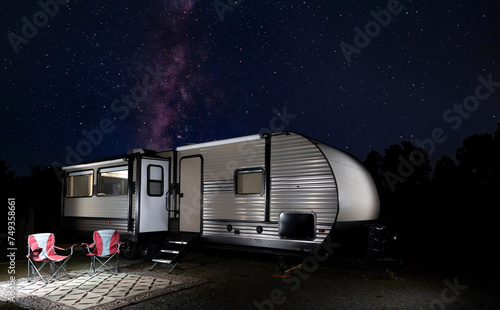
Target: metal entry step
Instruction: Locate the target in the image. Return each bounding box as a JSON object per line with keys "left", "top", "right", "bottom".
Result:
{"left": 152, "top": 258, "right": 172, "bottom": 264}
{"left": 150, "top": 239, "right": 195, "bottom": 273}
{"left": 161, "top": 249, "right": 180, "bottom": 254}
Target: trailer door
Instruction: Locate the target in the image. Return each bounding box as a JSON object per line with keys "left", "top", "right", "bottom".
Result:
{"left": 139, "top": 158, "right": 170, "bottom": 233}
{"left": 179, "top": 156, "right": 202, "bottom": 233}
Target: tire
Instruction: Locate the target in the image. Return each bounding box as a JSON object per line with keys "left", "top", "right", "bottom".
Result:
{"left": 121, "top": 240, "right": 139, "bottom": 260}
{"left": 139, "top": 242, "right": 158, "bottom": 262}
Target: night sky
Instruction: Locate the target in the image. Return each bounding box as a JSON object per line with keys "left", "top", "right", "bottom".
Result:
{"left": 1, "top": 0, "right": 499, "bottom": 175}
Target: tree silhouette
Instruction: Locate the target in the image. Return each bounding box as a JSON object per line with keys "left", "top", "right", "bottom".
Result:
{"left": 0, "top": 160, "right": 19, "bottom": 260}
{"left": 452, "top": 124, "right": 500, "bottom": 257}
{"left": 364, "top": 123, "right": 500, "bottom": 262}
{"left": 364, "top": 142, "right": 431, "bottom": 239}
{"left": 0, "top": 159, "right": 16, "bottom": 196}
{"left": 26, "top": 166, "right": 62, "bottom": 233}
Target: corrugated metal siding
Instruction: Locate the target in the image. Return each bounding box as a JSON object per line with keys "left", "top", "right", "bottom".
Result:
{"left": 202, "top": 221, "right": 332, "bottom": 241}
{"left": 178, "top": 134, "right": 337, "bottom": 249}
{"left": 270, "top": 134, "right": 338, "bottom": 224}
{"left": 203, "top": 221, "right": 279, "bottom": 239}
{"left": 198, "top": 138, "right": 267, "bottom": 222}
{"left": 64, "top": 195, "right": 129, "bottom": 218}
{"left": 62, "top": 217, "right": 128, "bottom": 233}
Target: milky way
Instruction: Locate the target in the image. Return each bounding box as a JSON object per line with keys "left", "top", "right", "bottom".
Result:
{"left": 134, "top": 0, "right": 222, "bottom": 151}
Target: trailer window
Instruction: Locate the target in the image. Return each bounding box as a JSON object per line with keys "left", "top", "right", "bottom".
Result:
{"left": 234, "top": 168, "right": 264, "bottom": 195}
{"left": 66, "top": 170, "right": 93, "bottom": 197}
{"left": 97, "top": 166, "right": 128, "bottom": 196}
{"left": 148, "top": 165, "right": 164, "bottom": 196}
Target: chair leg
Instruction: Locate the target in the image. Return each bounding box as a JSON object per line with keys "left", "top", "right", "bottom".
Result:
{"left": 46, "top": 259, "right": 72, "bottom": 283}
{"left": 93, "top": 254, "right": 119, "bottom": 275}
{"left": 89, "top": 256, "right": 95, "bottom": 276}
{"left": 27, "top": 260, "right": 49, "bottom": 284}
{"left": 59, "top": 260, "right": 72, "bottom": 278}
{"left": 115, "top": 255, "right": 119, "bottom": 274}
{"left": 49, "top": 261, "right": 55, "bottom": 275}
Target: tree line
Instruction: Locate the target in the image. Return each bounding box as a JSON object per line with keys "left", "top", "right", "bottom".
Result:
{"left": 363, "top": 123, "right": 499, "bottom": 262}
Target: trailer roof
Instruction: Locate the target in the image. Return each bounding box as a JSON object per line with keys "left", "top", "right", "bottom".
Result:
{"left": 62, "top": 158, "right": 127, "bottom": 170}
{"left": 176, "top": 134, "right": 262, "bottom": 151}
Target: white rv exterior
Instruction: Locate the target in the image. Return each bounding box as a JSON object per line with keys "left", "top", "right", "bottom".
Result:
{"left": 61, "top": 132, "right": 379, "bottom": 258}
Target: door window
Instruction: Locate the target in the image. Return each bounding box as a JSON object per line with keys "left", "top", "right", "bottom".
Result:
{"left": 148, "top": 165, "right": 164, "bottom": 196}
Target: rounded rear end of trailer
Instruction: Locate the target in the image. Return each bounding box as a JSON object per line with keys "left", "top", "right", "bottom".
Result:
{"left": 316, "top": 143, "right": 380, "bottom": 224}
{"left": 267, "top": 133, "right": 340, "bottom": 251}
{"left": 315, "top": 140, "right": 381, "bottom": 254}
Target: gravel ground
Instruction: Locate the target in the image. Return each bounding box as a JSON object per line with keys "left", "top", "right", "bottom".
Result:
{"left": 119, "top": 249, "right": 500, "bottom": 310}
{"left": 2, "top": 248, "right": 498, "bottom": 310}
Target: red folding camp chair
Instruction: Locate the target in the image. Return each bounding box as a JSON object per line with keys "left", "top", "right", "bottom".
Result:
{"left": 27, "top": 233, "right": 77, "bottom": 284}
{"left": 82, "top": 229, "right": 122, "bottom": 276}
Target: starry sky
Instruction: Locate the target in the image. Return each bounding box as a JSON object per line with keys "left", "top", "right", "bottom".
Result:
{"left": 1, "top": 0, "right": 499, "bottom": 175}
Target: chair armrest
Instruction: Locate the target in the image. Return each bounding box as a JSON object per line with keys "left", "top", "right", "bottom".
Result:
{"left": 55, "top": 244, "right": 78, "bottom": 255}
{"left": 117, "top": 241, "right": 124, "bottom": 253}
{"left": 27, "top": 247, "right": 43, "bottom": 258}
{"left": 81, "top": 242, "right": 95, "bottom": 254}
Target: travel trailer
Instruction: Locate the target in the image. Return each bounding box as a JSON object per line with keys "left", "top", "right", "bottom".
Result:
{"left": 61, "top": 132, "right": 380, "bottom": 266}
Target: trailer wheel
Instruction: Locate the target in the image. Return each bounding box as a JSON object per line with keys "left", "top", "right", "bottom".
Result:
{"left": 121, "top": 241, "right": 139, "bottom": 260}
{"left": 139, "top": 242, "right": 158, "bottom": 262}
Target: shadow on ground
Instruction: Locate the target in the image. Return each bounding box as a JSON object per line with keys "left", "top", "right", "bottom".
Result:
{"left": 1, "top": 247, "right": 499, "bottom": 309}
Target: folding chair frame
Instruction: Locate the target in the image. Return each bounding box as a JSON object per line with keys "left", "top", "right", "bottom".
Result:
{"left": 88, "top": 253, "right": 120, "bottom": 276}
{"left": 27, "top": 233, "right": 77, "bottom": 284}
{"left": 82, "top": 230, "right": 122, "bottom": 276}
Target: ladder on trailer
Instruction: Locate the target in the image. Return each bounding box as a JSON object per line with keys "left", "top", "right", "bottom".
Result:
{"left": 149, "top": 238, "right": 196, "bottom": 273}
